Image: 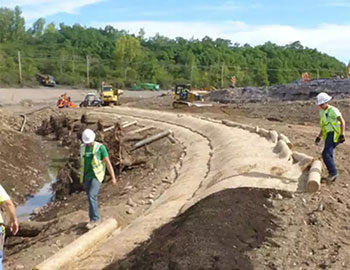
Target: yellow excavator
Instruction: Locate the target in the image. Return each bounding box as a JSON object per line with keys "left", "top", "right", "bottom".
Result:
{"left": 172, "top": 84, "right": 211, "bottom": 108}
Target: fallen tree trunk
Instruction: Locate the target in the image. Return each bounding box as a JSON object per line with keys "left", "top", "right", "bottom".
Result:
{"left": 33, "top": 218, "right": 119, "bottom": 270}
{"left": 134, "top": 130, "right": 173, "bottom": 149}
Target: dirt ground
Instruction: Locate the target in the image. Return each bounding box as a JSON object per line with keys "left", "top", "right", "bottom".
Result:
{"left": 1, "top": 88, "right": 350, "bottom": 269}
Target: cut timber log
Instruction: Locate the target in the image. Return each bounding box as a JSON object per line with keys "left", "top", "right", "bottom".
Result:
{"left": 222, "top": 120, "right": 255, "bottom": 132}
{"left": 269, "top": 130, "right": 279, "bottom": 144}
{"left": 255, "top": 126, "right": 270, "bottom": 139}
{"left": 292, "top": 151, "right": 314, "bottom": 171}
{"left": 278, "top": 133, "right": 293, "bottom": 149}
{"left": 307, "top": 160, "right": 323, "bottom": 192}
{"left": 134, "top": 130, "right": 173, "bottom": 149}
{"left": 103, "top": 125, "right": 114, "bottom": 132}
{"left": 33, "top": 218, "right": 119, "bottom": 270}
{"left": 128, "top": 126, "right": 154, "bottom": 135}
{"left": 122, "top": 120, "right": 138, "bottom": 129}
{"left": 274, "top": 139, "right": 292, "bottom": 160}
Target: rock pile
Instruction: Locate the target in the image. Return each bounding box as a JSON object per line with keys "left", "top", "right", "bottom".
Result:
{"left": 211, "top": 78, "right": 350, "bottom": 103}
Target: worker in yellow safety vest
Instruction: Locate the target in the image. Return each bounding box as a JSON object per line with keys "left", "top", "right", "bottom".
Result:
{"left": 80, "top": 129, "right": 117, "bottom": 230}
{"left": 0, "top": 184, "right": 18, "bottom": 269}
{"left": 315, "top": 93, "right": 346, "bottom": 182}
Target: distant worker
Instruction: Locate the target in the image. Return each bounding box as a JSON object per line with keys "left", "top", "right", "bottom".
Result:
{"left": 231, "top": 76, "right": 237, "bottom": 87}
{"left": 0, "top": 184, "right": 18, "bottom": 269}
{"left": 302, "top": 72, "right": 310, "bottom": 83}
{"left": 80, "top": 129, "right": 117, "bottom": 229}
{"left": 315, "top": 93, "right": 346, "bottom": 182}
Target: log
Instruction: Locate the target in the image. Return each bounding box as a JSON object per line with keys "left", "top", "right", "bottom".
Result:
{"left": 274, "top": 139, "right": 292, "bottom": 160}
{"left": 278, "top": 133, "right": 293, "bottom": 149}
{"left": 292, "top": 151, "right": 314, "bottom": 171}
{"left": 222, "top": 120, "right": 255, "bottom": 132}
{"left": 33, "top": 218, "right": 119, "bottom": 270}
{"left": 168, "top": 134, "right": 177, "bottom": 144}
{"left": 103, "top": 125, "right": 114, "bottom": 132}
{"left": 307, "top": 160, "right": 323, "bottom": 192}
{"left": 122, "top": 120, "right": 137, "bottom": 129}
{"left": 134, "top": 130, "right": 172, "bottom": 149}
{"left": 128, "top": 126, "right": 154, "bottom": 135}
{"left": 255, "top": 126, "right": 270, "bottom": 139}
{"left": 269, "top": 130, "right": 279, "bottom": 144}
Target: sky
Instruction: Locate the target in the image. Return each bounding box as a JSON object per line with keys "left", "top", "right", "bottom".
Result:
{"left": 1, "top": 0, "right": 350, "bottom": 63}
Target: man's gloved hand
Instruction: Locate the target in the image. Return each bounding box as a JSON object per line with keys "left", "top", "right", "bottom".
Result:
{"left": 339, "top": 134, "right": 345, "bottom": 143}
{"left": 315, "top": 136, "right": 321, "bottom": 145}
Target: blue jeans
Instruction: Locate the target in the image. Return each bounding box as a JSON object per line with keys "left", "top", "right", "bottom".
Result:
{"left": 83, "top": 178, "right": 101, "bottom": 222}
{"left": 322, "top": 132, "right": 339, "bottom": 176}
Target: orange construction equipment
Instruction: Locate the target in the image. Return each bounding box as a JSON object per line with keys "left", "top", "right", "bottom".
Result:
{"left": 57, "top": 93, "right": 77, "bottom": 108}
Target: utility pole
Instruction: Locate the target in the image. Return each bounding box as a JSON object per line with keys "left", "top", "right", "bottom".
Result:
{"left": 86, "top": 55, "right": 90, "bottom": 88}
{"left": 316, "top": 69, "right": 320, "bottom": 80}
{"left": 221, "top": 64, "right": 225, "bottom": 88}
{"left": 18, "top": 51, "right": 22, "bottom": 85}
{"left": 72, "top": 54, "right": 75, "bottom": 73}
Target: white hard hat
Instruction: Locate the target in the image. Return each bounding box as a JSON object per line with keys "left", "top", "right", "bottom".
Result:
{"left": 82, "top": 129, "right": 96, "bottom": 144}
{"left": 316, "top": 92, "right": 332, "bottom": 105}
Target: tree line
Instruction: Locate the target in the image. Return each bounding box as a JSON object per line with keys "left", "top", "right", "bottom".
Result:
{"left": 0, "top": 6, "right": 346, "bottom": 89}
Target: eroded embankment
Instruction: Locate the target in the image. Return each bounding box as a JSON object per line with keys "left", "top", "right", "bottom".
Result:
{"left": 64, "top": 106, "right": 313, "bottom": 270}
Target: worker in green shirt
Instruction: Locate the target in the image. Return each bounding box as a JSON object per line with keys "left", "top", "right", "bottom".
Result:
{"left": 80, "top": 129, "right": 117, "bottom": 229}
{"left": 315, "top": 92, "right": 346, "bottom": 182}
{"left": 0, "top": 184, "right": 18, "bottom": 270}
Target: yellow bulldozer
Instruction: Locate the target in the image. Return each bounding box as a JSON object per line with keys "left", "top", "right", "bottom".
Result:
{"left": 172, "top": 84, "right": 212, "bottom": 108}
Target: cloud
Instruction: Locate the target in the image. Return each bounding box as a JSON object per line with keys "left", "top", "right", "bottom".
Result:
{"left": 93, "top": 20, "right": 350, "bottom": 63}
{"left": 324, "top": 0, "right": 350, "bottom": 7}
{"left": 1, "top": 0, "right": 104, "bottom": 20}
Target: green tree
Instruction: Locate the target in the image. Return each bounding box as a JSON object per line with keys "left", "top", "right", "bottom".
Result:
{"left": 31, "top": 18, "right": 45, "bottom": 38}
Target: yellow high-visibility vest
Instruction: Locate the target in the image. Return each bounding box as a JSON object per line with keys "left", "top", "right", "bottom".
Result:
{"left": 320, "top": 105, "right": 341, "bottom": 143}
{"left": 80, "top": 142, "right": 106, "bottom": 183}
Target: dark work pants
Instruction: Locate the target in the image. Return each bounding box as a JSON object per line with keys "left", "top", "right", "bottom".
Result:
{"left": 322, "top": 132, "right": 339, "bottom": 176}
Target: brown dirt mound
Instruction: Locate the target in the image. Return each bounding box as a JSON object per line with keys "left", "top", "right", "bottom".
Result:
{"left": 0, "top": 109, "right": 47, "bottom": 204}
{"left": 109, "top": 188, "right": 289, "bottom": 270}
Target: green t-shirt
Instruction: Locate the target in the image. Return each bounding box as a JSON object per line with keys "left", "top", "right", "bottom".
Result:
{"left": 84, "top": 144, "right": 108, "bottom": 181}
{"left": 320, "top": 105, "right": 341, "bottom": 133}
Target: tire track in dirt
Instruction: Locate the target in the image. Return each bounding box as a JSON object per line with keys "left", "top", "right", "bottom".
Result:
{"left": 67, "top": 107, "right": 306, "bottom": 270}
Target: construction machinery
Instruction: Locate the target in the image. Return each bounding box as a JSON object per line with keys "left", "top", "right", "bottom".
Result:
{"left": 131, "top": 83, "right": 160, "bottom": 91}
{"left": 80, "top": 93, "right": 103, "bottom": 107}
{"left": 36, "top": 73, "right": 56, "bottom": 87}
{"left": 172, "top": 84, "right": 212, "bottom": 108}
{"left": 100, "top": 83, "right": 121, "bottom": 105}
{"left": 57, "top": 93, "right": 77, "bottom": 108}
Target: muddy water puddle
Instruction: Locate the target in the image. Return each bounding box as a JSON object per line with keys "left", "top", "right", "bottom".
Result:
{"left": 16, "top": 144, "right": 68, "bottom": 220}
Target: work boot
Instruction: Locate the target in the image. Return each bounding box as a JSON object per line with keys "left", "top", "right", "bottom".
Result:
{"left": 326, "top": 174, "right": 338, "bottom": 182}
{"left": 86, "top": 220, "right": 100, "bottom": 230}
